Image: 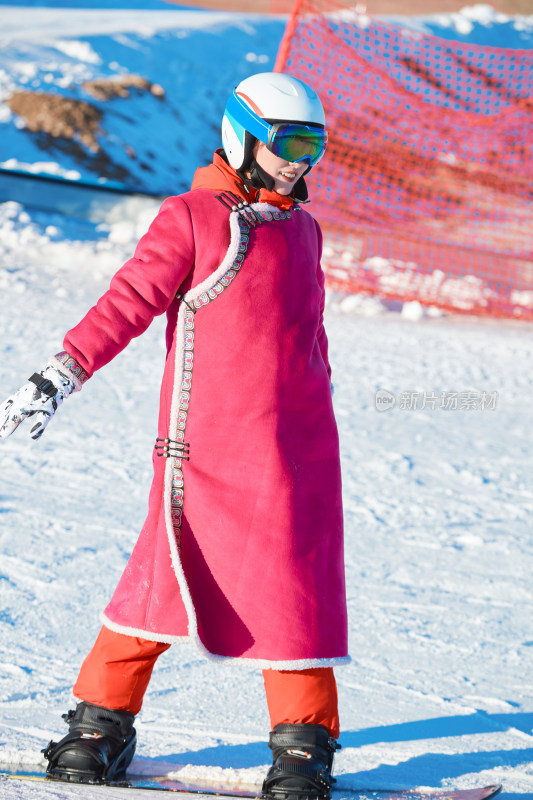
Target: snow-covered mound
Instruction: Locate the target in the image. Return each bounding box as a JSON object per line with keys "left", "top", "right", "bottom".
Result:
{"left": 393, "top": 4, "right": 533, "bottom": 48}
{"left": 0, "top": 5, "right": 283, "bottom": 193}
{"left": 0, "top": 3, "right": 532, "bottom": 195}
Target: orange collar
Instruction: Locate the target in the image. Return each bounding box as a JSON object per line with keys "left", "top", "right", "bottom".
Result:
{"left": 191, "top": 151, "right": 295, "bottom": 210}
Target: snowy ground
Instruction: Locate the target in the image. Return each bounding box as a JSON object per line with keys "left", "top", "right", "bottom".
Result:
{"left": 1, "top": 2, "right": 533, "bottom": 798}
{"left": 1, "top": 192, "right": 532, "bottom": 799}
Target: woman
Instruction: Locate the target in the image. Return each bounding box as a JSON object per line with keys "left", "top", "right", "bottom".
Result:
{"left": 0, "top": 72, "right": 349, "bottom": 800}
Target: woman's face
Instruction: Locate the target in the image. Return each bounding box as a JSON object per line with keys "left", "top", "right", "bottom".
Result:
{"left": 253, "top": 140, "right": 308, "bottom": 196}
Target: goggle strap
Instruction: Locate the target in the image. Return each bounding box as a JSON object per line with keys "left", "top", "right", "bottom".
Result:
{"left": 226, "top": 91, "right": 271, "bottom": 145}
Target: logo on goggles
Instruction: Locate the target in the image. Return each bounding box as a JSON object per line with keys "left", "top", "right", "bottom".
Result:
{"left": 226, "top": 90, "right": 328, "bottom": 167}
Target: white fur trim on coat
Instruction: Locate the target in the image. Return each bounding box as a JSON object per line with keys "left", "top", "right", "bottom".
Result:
{"left": 104, "top": 204, "right": 350, "bottom": 670}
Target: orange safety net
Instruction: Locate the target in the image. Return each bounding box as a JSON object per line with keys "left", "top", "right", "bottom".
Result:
{"left": 273, "top": 0, "right": 533, "bottom": 318}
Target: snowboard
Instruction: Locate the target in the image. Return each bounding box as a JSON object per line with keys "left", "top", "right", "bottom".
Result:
{"left": 0, "top": 770, "right": 502, "bottom": 800}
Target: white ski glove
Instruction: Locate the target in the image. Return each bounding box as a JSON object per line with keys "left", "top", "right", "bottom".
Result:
{"left": 0, "top": 360, "right": 79, "bottom": 441}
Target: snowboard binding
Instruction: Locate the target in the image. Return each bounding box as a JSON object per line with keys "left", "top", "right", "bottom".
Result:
{"left": 262, "top": 723, "right": 341, "bottom": 800}
{"left": 42, "top": 701, "right": 136, "bottom": 784}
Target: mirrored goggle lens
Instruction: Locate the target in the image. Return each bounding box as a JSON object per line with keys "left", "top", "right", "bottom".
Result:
{"left": 269, "top": 125, "right": 328, "bottom": 166}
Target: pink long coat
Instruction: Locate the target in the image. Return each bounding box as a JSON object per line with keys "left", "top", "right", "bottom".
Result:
{"left": 60, "top": 154, "right": 349, "bottom": 668}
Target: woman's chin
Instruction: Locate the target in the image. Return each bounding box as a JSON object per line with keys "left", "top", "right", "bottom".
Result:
{"left": 273, "top": 180, "right": 295, "bottom": 196}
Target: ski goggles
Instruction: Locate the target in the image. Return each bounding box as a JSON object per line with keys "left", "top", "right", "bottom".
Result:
{"left": 226, "top": 89, "right": 328, "bottom": 167}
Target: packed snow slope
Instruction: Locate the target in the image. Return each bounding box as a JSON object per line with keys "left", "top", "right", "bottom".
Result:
{"left": 1, "top": 193, "right": 533, "bottom": 800}
{"left": 1, "top": 3, "right": 533, "bottom": 799}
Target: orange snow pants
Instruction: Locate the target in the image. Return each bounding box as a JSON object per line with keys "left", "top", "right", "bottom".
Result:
{"left": 73, "top": 626, "right": 340, "bottom": 738}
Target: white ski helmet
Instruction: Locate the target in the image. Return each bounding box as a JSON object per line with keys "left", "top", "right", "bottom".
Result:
{"left": 222, "top": 72, "right": 327, "bottom": 171}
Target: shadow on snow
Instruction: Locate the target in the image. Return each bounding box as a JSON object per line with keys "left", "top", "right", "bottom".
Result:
{"left": 132, "top": 711, "right": 533, "bottom": 795}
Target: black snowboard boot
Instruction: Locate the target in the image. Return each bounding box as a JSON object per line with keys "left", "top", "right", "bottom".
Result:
{"left": 262, "top": 723, "right": 341, "bottom": 800}
{"left": 42, "top": 701, "right": 136, "bottom": 784}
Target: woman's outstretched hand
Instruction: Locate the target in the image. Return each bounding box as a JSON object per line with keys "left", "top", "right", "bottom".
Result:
{"left": 0, "top": 362, "right": 78, "bottom": 441}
